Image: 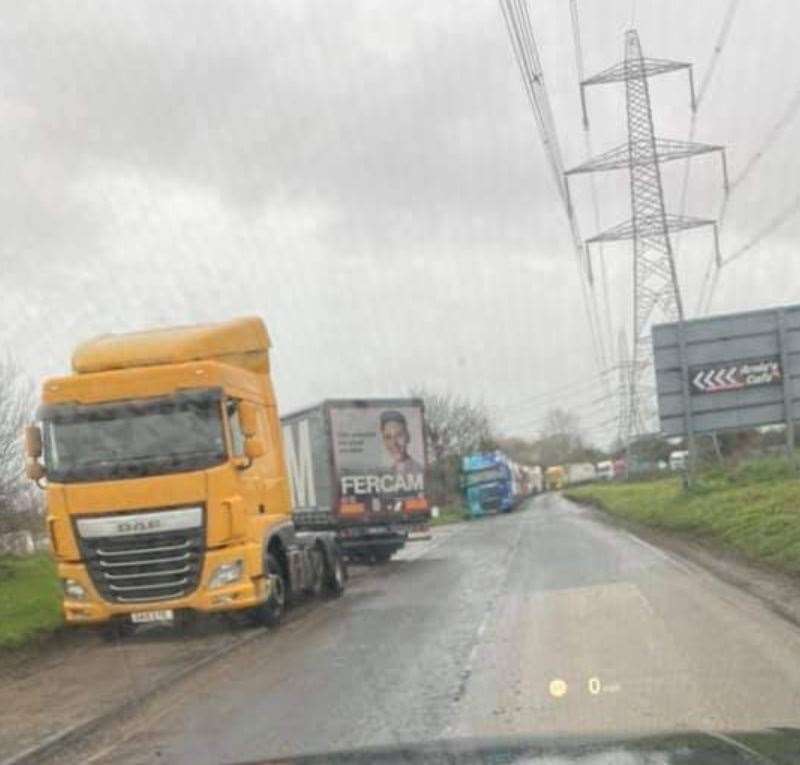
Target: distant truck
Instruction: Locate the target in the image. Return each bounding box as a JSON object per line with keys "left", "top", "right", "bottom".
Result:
{"left": 566, "top": 462, "right": 597, "bottom": 485}
{"left": 522, "top": 465, "right": 543, "bottom": 494}
{"left": 669, "top": 450, "right": 689, "bottom": 472}
{"left": 24, "top": 318, "right": 346, "bottom": 634}
{"left": 544, "top": 465, "right": 566, "bottom": 491}
{"left": 281, "top": 399, "right": 430, "bottom": 564}
{"left": 596, "top": 460, "right": 614, "bottom": 481}
{"left": 461, "top": 451, "right": 518, "bottom": 517}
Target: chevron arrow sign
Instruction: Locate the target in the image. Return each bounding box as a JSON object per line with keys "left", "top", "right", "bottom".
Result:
{"left": 690, "top": 358, "right": 782, "bottom": 394}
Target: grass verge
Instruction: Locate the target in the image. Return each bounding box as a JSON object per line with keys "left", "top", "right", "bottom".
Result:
{"left": 0, "top": 553, "right": 62, "bottom": 649}
{"left": 430, "top": 503, "right": 467, "bottom": 526}
{"left": 565, "top": 458, "right": 800, "bottom": 576}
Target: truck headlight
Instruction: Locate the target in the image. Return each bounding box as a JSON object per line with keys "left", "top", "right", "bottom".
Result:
{"left": 62, "top": 578, "right": 87, "bottom": 600}
{"left": 208, "top": 560, "right": 243, "bottom": 589}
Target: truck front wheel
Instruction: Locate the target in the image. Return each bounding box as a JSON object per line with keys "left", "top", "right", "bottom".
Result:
{"left": 250, "top": 553, "right": 286, "bottom": 627}
{"left": 324, "top": 548, "right": 346, "bottom": 597}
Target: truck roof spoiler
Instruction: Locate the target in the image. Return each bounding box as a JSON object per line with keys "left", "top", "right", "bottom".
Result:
{"left": 71, "top": 317, "right": 270, "bottom": 374}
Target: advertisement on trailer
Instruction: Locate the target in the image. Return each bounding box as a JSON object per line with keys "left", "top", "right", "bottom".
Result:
{"left": 330, "top": 402, "right": 426, "bottom": 503}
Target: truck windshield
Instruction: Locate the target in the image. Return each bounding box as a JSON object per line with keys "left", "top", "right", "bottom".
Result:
{"left": 40, "top": 389, "right": 226, "bottom": 482}
{"left": 462, "top": 466, "right": 506, "bottom": 487}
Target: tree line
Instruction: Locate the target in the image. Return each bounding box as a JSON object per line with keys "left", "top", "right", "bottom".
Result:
{"left": 1, "top": 367, "right": 792, "bottom": 529}
{"left": 0, "top": 356, "right": 39, "bottom": 534}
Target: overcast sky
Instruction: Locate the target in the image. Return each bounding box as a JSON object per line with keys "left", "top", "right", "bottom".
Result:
{"left": 2, "top": 1, "right": 799, "bottom": 444}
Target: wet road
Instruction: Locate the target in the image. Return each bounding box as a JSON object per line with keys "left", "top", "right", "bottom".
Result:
{"left": 62, "top": 494, "right": 800, "bottom": 763}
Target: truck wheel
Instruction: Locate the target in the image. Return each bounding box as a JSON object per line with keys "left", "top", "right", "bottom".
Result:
{"left": 305, "top": 545, "right": 325, "bottom": 597}
{"left": 324, "top": 549, "right": 346, "bottom": 597}
{"left": 250, "top": 553, "right": 286, "bottom": 627}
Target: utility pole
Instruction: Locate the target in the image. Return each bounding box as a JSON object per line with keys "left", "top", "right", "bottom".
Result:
{"left": 615, "top": 328, "right": 631, "bottom": 447}
{"left": 616, "top": 327, "right": 633, "bottom": 478}
{"left": 565, "top": 30, "right": 728, "bottom": 458}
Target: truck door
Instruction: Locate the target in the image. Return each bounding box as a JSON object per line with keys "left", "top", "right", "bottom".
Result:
{"left": 225, "top": 398, "right": 268, "bottom": 522}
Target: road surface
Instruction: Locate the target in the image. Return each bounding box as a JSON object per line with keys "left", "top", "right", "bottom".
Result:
{"left": 52, "top": 494, "right": 800, "bottom": 763}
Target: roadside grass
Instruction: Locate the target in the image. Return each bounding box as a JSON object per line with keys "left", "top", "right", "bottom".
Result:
{"left": 0, "top": 554, "right": 62, "bottom": 649}
{"left": 565, "top": 456, "right": 800, "bottom": 576}
{"left": 430, "top": 503, "right": 468, "bottom": 526}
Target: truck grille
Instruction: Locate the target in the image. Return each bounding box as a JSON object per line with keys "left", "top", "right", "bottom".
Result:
{"left": 479, "top": 486, "right": 503, "bottom": 504}
{"left": 80, "top": 528, "right": 205, "bottom": 603}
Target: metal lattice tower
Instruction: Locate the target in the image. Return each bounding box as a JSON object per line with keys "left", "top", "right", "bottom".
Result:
{"left": 565, "top": 30, "right": 728, "bottom": 446}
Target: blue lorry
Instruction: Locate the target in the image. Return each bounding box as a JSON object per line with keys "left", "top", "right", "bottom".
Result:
{"left": 461, "top": 451, "right": 517, "bottom": 518}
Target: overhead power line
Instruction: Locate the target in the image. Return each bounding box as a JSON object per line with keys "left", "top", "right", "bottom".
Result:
{"left": 490, "top": 371, "right": 611, "bottom": 415}
{"left": 723, "top": 194, "right": 800, "bottom": 266}
{"left": 511, "top": 403, "right": 619, "bottom": 436}
{"left": 695, "top": 0, "right": 741, "bottom": 111}
{"left": 569, "top": 0, "right": 615, "bottom": 380}
{"left": 498, "top": 0, "right": 608, "bottom": 372}
{"left": 675, "top": 0, "right": 738, "bottom": 265}
{"left": 496, "top": 390, "right": 619, "bottom": 429}
{"left": 730, "top": 87, "right": 800, "bottom": 193}
{"left": 698, "top": 58, "right": 800, "bottom": 312}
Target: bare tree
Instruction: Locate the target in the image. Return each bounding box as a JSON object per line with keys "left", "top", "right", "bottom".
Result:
{"left": 539, "top": 407, "right": 584, "bottom": 466}
{"left": 411, "top": 388, "right": 495, "bottom": 462}
{"left": 542, "top": 408, "right": 582, "bottom": 441}
{"left": 0, "top": 355, "right": 36, "bottom": 526}
{"left": 410, "top": 388, "right": 496, "bottom": 504}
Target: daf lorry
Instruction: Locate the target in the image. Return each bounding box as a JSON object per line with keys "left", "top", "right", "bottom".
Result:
{"left": 24, "top": 317, "right": 346, "bottom": 633}
{"left": 281, "top": 399, "right": 430, "bottom": 564}
{"left": 461, "top": 451, "right": 515, "bottom": 517}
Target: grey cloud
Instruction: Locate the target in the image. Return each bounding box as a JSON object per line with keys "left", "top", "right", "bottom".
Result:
{"left": 2, "top": 0, "right": 799, "bottom": 444}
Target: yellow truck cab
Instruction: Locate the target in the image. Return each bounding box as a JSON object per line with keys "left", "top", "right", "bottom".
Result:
{"left": 544, "top": 465, "right": 566, "bottom": 492}
{"left": 25, "top": 317, "right": 345, "bottom": 633}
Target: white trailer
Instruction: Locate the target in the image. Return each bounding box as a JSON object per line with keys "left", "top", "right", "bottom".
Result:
{"left": 566, "top": 462, "right": 597, "bottom": 485}
{"left": 596, "top": 460, "right": 614, "bottom": 481}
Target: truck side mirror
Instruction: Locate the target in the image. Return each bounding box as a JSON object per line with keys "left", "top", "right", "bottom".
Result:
{"left": 24, "top": 425, "right": 42, "bottom": 459}
{"left": 244, "top": 436, "right": 265, "bottom": 461}
{"left": 238, "top": 401, "right": 259, "bottom": 438}
{"left": 23, "top": 425, "right": 46, "bottom": 483}
{"left": 26, "top": 460, "right": 45, "bottom": 482}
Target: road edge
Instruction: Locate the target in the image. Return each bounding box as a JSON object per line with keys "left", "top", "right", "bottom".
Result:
{"left": 0, "top": 625, "right": 270, "bottom": 765}
{"left": 1, "top": 549, "right": 425, "bottom": 765}
{"left": 570, "top": 495, "right": 800, "bottom": 630}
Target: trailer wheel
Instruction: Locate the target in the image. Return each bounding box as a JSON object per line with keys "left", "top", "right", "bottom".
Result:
{"left": 324, "top": 548, "right": 346, "bottom": 597}
{"left": 250, "top": 553, "right": 286, "bottom": 627}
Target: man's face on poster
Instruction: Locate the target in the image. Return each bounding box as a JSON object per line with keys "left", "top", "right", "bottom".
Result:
{"left": 382, "top": 420, "right": 409, "bottom": 463}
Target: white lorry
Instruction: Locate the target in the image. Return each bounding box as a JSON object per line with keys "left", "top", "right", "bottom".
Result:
{"left": 565, "top": 462, "right": 597, "bottom": 485}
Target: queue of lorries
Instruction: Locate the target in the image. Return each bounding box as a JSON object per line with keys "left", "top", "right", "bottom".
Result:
{"left": 20, "top": 315, "right": 637, "bottom": 635}
{"left": 460, "top": 451, "right": 543, "bottom": 518}
{"left": 459, "top": 454, "right": 632, "bottom": 517}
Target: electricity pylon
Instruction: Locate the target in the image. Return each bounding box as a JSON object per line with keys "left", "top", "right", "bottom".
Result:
{"left": 565, "top": 30, "right": 728, "bottom": 447}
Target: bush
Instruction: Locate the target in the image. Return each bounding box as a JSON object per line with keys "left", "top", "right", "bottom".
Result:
{"left": 0, "top": 554, "right": 61, "bottom": 648}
